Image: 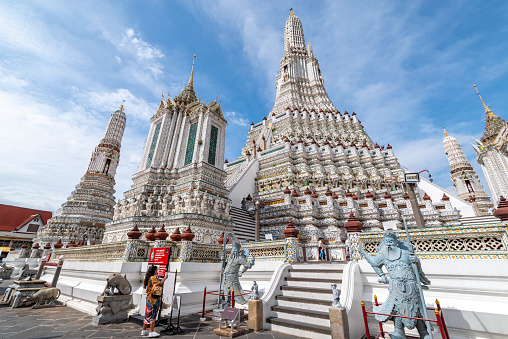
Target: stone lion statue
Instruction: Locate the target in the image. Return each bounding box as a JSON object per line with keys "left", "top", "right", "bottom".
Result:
{"left": 101, "top": 274, "right": 132, "bottom": 296}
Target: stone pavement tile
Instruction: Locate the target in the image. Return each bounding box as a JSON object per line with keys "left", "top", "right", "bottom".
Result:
{"left": 60, "top": 331, "right": 101, "bottom": 339}
{"left": 245, "top": 332, "right": 275, "bottom": 339}
{"left": 78, "top": 332, "right": 114, "bottom": 338}
{"left": 271, "top": 332, "right": 306, "bottom": 339}
{"left": 76, "top": 324, "right": 102, "bottom": 331}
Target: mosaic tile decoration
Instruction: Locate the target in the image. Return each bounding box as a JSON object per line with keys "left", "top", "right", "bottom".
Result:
{"left": 208, "top": 125, "right": 218, "bottom": 165}
{"left": 146, "top": 123, "right": 161, "bottom": 169}
{"left": 184, "top": 123, "right": 198, "bottom": 166}
{"left": 358, "top": 224, "right": 508, "bottom": 259}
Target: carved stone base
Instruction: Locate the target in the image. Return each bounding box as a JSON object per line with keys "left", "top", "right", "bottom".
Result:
{"left": 92, "top": 294, "right": 131, "bottom": 325}
{"left": 329, "top": 307, "right": 350, "bottom": 339}
{"left": 247, "top": 299, "right": 263, "bottom": 332}
{"left": 214, "top": 327, "right": 245, "bottom": 338}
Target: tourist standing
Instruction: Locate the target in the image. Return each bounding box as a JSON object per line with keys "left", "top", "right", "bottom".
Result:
{"left": 318, "top": 237, "right": 325, "bottom": 261}
{"left": 141, "top": 265, "right": 168, "bottom": 337}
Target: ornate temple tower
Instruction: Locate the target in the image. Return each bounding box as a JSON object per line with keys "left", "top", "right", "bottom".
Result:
{"left": 226, "top": 10, "right": 463, "bottom": 249}
{"left": 442, "top": 128, "right": 493, "bottom": 215}
{"left": 104, "top": 56, "right": 232, "bottom": 243}
{"left": 472, "top": 85, "right": 508, "bottom": 204}
{"left": 35, "top": 105, "right": 126, "bottom": 245}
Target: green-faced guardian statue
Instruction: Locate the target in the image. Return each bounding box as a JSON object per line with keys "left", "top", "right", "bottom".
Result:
{"left": 362, "top": 231, "right": 431, "bottom": 339}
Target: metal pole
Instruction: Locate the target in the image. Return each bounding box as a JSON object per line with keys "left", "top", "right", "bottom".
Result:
{"left": 255, "top": 201, "right": 260, "bottom": 241}
{"left": 361, "top": 301, "right": 371, "bottom": 339}
{"left": 401, "top": 215, "right": 433, "bottom": 338}
{"left": 201, "top": 286, "right": 207, "bottom": 319}
{"left": 374, "top": 295, "right": 385, "bottom": 337}
{"left": 405, "top": 183, "right": 425, "bottom": 228}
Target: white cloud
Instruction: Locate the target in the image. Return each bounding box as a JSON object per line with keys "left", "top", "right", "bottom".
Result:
{"left": 101, "top": 26, "right": 164, "bottom": 77}
{"left": 224, "top": 111, "right": 249, "bottom": 127}
{"left": 72, "top": 87, "right": 157, "bottom": 121}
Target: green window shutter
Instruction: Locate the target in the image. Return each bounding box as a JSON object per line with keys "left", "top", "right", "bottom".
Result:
{"left": 146, "top": 123, "right": 161, "bottom": 169}
{"left": 184, "top": 123, "right": 198, "bottom": 166}
{"left": 208, "top": 126, "right": 218, "bottom": 165}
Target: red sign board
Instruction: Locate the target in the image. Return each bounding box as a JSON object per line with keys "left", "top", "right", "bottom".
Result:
{"left": 148, "top": 247, "right": 171, "bottom": 265}
{"left": 148, "top": 247, "right": 171, "bottom": 278}
{"left": 157, "top": 265, "right": 167, "bottom": 277}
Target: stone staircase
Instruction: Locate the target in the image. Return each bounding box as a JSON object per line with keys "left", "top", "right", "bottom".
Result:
{"left": 460, "top": 214, "right": 500, "bottom": 226}
{"left": 267, "top": 262, "right": 346, "bottom": 339}
{"left": 229, "top": 206, "right": 256, "bottom": 242}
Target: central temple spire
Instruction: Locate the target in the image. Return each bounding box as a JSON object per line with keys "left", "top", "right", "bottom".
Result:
{"left": 175, "top": 54, "right": 198, "bottom": 105}
{"left": 271, "top": 9, "right": 336, "bottom": 115}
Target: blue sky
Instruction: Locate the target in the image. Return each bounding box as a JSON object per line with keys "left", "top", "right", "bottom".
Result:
{"left": 1, "top": 1, "right": 507, "bottom": 212}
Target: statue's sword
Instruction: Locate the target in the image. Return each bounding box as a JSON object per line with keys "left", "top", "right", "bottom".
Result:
{"left": 401, "top": 215, "right": 434, "bottom": 339}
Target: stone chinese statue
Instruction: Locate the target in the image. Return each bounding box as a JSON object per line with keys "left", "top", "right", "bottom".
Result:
{"left": 222, "top": 242, "right": 255, "bottom": 305}
{"left": 0, "top": 263, "right": 14, "bottom": 280}
{"left": 362, "top": 231, "right": 431, "bottom": 339}
{"left": 92, "top": 274, "right": 132, "bottom": 325}
{"left": 331, "top": 283, "right": 342, "bottom": 308}
{"left": 23, "top": 287, "right": 60, "bottom": 308}
{"left": 251, "top": 281, "right": 260, "bottom": 300}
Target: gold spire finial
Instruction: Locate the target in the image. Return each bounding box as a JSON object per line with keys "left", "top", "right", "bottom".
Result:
{"left": 120, "top": 100, "right": 125, "bottom": 111}
{"left": 474, "top": 84, "right": 495, "bottom": 117}
{"left": 187, "top": 54, "right": 196, "bottom": 88}
{"left": 442, "top": 127, "right": 448, "bottom": 136}
{"left": 289, "top": 8, "right": 294, "bottom": 16}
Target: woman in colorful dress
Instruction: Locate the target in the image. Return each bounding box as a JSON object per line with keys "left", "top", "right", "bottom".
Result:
{"left": 141, "top": 265, "right": 168, "bottom": 337}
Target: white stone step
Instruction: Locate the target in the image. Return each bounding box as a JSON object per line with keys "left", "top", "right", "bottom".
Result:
{"left": 288, "top": 270, "right": 343, "bottom": 280}
{"left": 285, "top": 278, "right": 339, "bottom": 289}
{"left": 291, "top": 262, "right": 346, "bottom": 270}
{"left": 267, "top": 317, "right": 331, "bottom": 339}
{"left": 460, "top": 215, "right": 500, "bottom": 225}
{"left": 276, "top": 296, "right": 331, "bottom": 313}
{"left": 270, "top": 307, "right": 330, "bottom": 327}
{"left": 280, "top": 286, "right": 333, "bottom": 301}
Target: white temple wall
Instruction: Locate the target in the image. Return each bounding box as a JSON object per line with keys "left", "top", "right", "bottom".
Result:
{"left": 358, "top": 259, "right": 508, "bottom": 339}
{"left": 416, "top": 176, "right": 475, "bottom": 217}
{"left": 39, "top": 259, "right": 283, "bottom": 318}
{"left": 229, "top": 159, "right": 259, "bottom": 207}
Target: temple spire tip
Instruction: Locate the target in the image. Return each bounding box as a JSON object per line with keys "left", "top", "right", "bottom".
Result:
{"left": 473, "top": 84, "right": 494, "bottom": 117}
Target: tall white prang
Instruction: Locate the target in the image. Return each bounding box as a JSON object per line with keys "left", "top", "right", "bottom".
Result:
{"left": 442, "top": 128, "right": 493, "bottom": 215}
{"left": 35, "top": 105, "right": 126, "bottom": 245}
{"left": 472, "top": 85, "right": 508, "bottom": 204}
{"left": 226, "top": 9, "right": 465, "bottom": 246}
{"left": 104, "top": 56, "right": 233, "bottom": 244}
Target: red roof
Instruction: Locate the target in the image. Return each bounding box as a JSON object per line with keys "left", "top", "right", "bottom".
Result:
{"left": 0, "top": 204, "right": 52, "bottom": 232}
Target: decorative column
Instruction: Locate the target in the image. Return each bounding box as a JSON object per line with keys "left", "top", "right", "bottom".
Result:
{"left": 170, "top": 228, "right": 182, "bottom": 242}
{"left": 19, "top": 244, "right": 30, "bottom": 258}
{"left": 344, "top": 212, "right": 363, "bottom": 261}
{"left": 145, "top": 226, "right": 156, "bottom": 241}
{"left": 30, "top": 243, "right": 42, "bottom": 258}
{"left": 179, "top": 226, "right": 195, "bottom": 262}
{"left": 283, "top": 219, "right": 300, "bottom": 263}
{"left": 493, "top": 196, "right": 508, "bottom": 224}
{"left": 123, "top": 225, "right": 142, "bottom": 262}
{"left": 154, "top": 225, "right": 169, "bottom": 248}
{"left": 39, "top": 243, "right": 52, "bottom": 262}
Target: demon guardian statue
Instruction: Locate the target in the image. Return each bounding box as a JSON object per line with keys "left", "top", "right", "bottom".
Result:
{"left": 362, "top": 231, "right": 431, "bottom": 339}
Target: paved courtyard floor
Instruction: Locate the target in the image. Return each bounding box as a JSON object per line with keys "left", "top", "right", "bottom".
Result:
{"left": 0, "top": 280, "right": 301, "bottom": 339}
